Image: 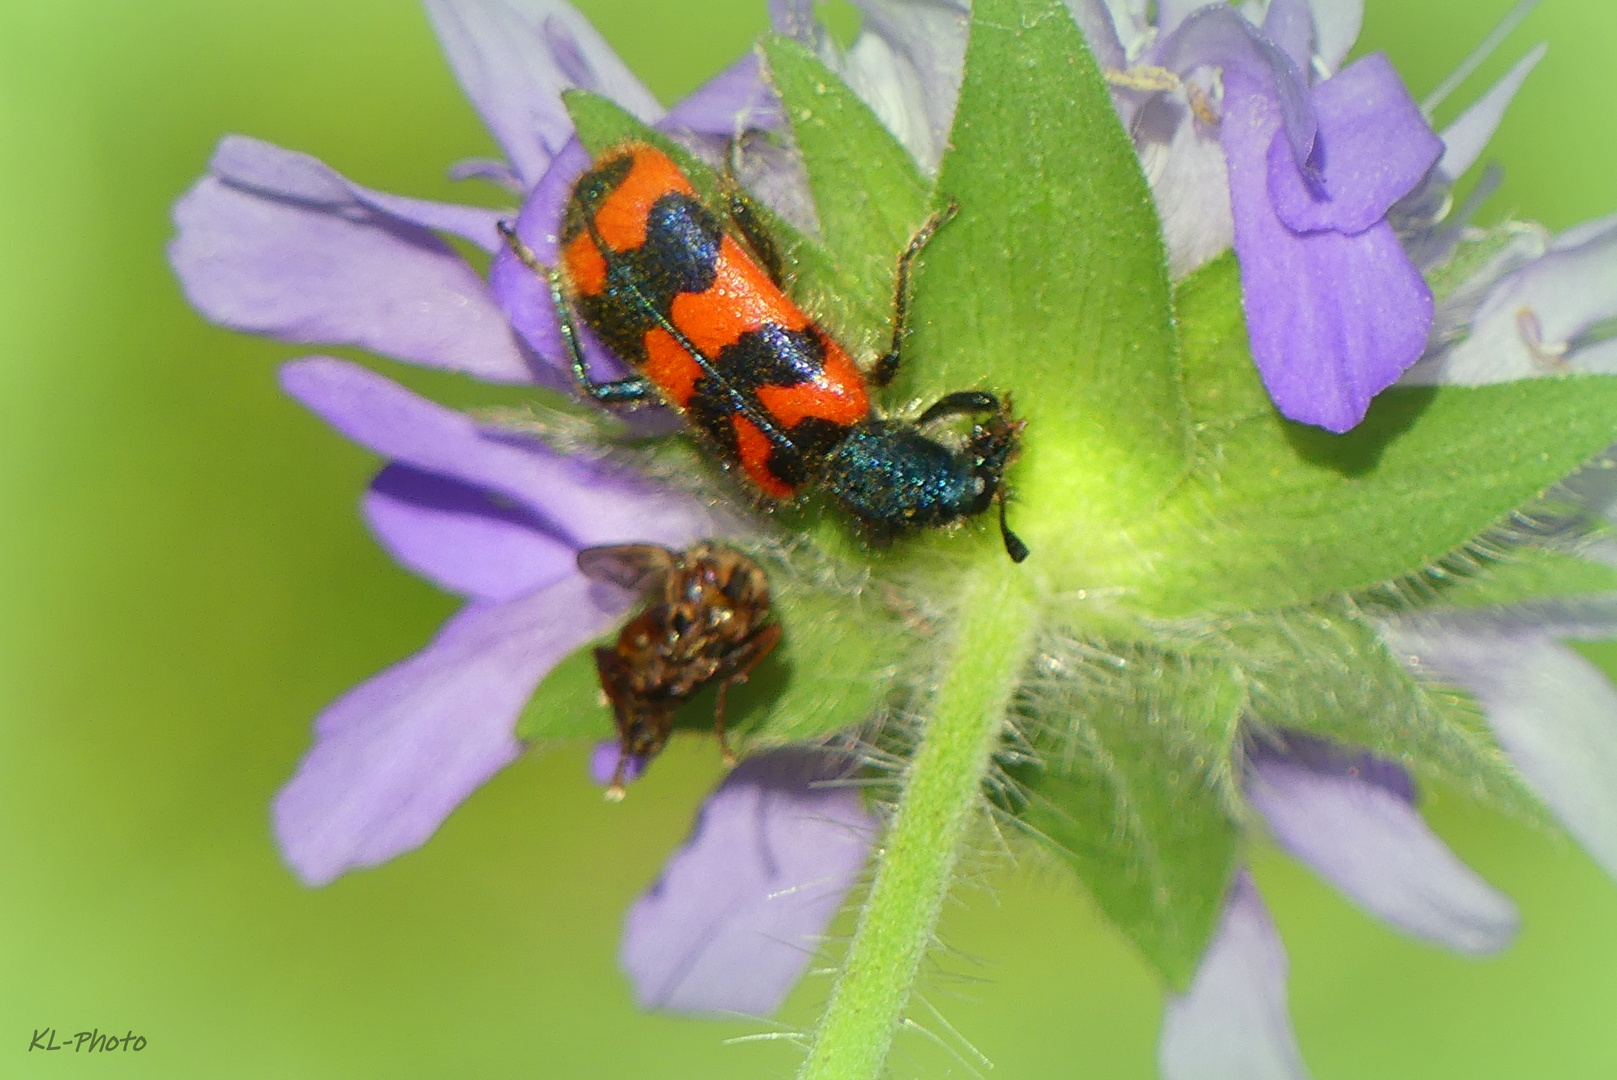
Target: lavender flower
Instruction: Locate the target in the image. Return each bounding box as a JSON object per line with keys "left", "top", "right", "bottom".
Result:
{"left": 1161, "top": 735, "right": 1517, "bottom": 1080}
{"left": 610, "top": 3, "right": 1617, "bottom": 1074}
{"left": 169, "top": 0, "right": 885, "bottom": 1005}
{"left": 1144, "top": 9, "right": 1617, "bottom": 1065}
{"left": 1103, "top": 6, "right": 1456, "bottom": 433}
{"left": 1407, "top": 211, "right": 1617, "bottom": 384}
{"left": 169, "top": 1, "right": 1617, "bottom": 1078}
{"left": 1380, "top": 614, "right": 1617, "bottom": 883}
{"left": 777, "top": 0, "right": 1481, "bottom": 432}
{"left": 621, "top": 749, "right": 877, "bottom": 1014}
{"left": 169, "top": 0, "right": 752, "bottom": 881}
{"left": 266, "top": 358, "right": 717, "bottom": 884}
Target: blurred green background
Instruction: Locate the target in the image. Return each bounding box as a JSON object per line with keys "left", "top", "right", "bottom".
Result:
{"left": 3, "top": 0, "right": 1615, "bottom": 1076}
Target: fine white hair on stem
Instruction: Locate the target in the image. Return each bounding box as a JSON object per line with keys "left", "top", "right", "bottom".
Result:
{"left": 896, "top": 997, "right": 993, "bottom": 1079}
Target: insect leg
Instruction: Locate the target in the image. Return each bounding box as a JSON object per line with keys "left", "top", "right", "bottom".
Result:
{"left": 915, "top": 391, "right": 1030, "bottom": 562}
{"left": 576, "top": 213, "right": 801, "bottom": 455}
{"left": 872, "top": 198, "right": 961, "bottom": 387}
{"left": 718, "top": 138, "right": 787, "bottom": 288}
{"left": 497, "top": 220, "right": 655, "bottom": 407}
{"left": 595, "top": 647, "right": 635, "bottom": 802}
{"left": 710, "top": 622, "right": 783, "bottom": 767}
{"left": 712, "top": 682, "right": 740, "bottom": 767}
{"left": 916, "top": 389, "right": 1000, "bottom": 425}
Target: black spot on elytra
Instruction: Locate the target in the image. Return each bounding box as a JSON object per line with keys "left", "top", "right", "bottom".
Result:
{"left": 714, "top": 325, "right": 824, "bottom": 390}
{"left": 685, "top": 387, "right": 743, "bottom": 464}
{"left": 562, "top": 153, "right": 634, "bottom": 243}
{"left": 575, "top": 192, "right": 725, "bottom": 368}
{"left": 561, "top": 160, "right": 859, "bottom": 494}
{"left": 779, "top": 415, "right": 847, "bottom": 463}
{"left": 636, "top": 194, "right": 722, "bottom": 297}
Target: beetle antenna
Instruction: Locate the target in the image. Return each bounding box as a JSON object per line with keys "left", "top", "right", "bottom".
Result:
{"left": 998, "top": 491, "right": 1029, "bottom": 563}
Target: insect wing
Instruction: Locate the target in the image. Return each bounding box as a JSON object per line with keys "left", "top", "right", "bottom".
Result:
{"left": 577, "top": 543, "right": 680, "bottom": 593}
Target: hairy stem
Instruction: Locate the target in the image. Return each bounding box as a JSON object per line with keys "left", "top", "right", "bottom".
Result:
{"left": 798, "top": 561, "right": 1035, "bottom": 1080}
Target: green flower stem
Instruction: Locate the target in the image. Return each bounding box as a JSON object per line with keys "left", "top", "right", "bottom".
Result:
{"left": 798, "top": 559, "right": 1036, "bottom": 1080}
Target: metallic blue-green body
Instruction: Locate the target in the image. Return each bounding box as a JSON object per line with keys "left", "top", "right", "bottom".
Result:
{"left": 821, "top": 421, "right": 995, "bottom": 531}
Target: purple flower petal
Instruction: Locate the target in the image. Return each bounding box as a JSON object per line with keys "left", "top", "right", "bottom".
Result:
{"left": 1396, "top": 160, "right": 1507, "bottom": 274}
{"left": 1427, "top": 214, "right": 1617, "bottom": 385}
{"left": 448, "top": 156, "right": 524, "bottom": 192}
{"left": 1222, "top": 80, "right": 1433, "bottom": 431}
{"left": 1135, "top": 92, "right": 1234, "bottom": 277}
{"left": 1436, "top": 43, "right": 1545, "bottom": 182}
{"left": 1419, "top": 0, "right": 1541, "bottom": 117}
{"left": 725, "top": 136, "right": 823, "bottom": 239}
{"left": 210, "top": 133, "right": 506, "bottom": 251}
{"left": 1096, "top": 0, "right": 1147, "bottom": 44}
{"left": 839, "top": 0, "right": 970, "bottom": 173}
{"left": 1575, "top": 336, "right": 1617, "bottom": 371}
{"left": 664, "top": 52, "right": 784, "bottom": 135}
{"left": 1154, "top": 6, "right": 1318, "bottom": 178}
{"left": 769, "top": 0, "right": 819, "bottom": 41}
{"left": 274, "top": 573, "right": 623, "bottom": 885}
{"left": 1261, "top": 0, "right": 1315, "bottom": 73}
{"left": 1247, "top": 734, "right": 1517, "bottom": 954}
{"left": 423, "top": 0, "right": 661, "bottom": 188}
{"left": 1407, "top": 208, "right": 1544, "bottom": 349}
{"left": 1384, "top": 620, "right": 1617, "bottom": 882}
{"left": 673, "top": 53, "right": 814, "bottom": 233}
{"left": 1305, "top": 0, "right": 1363, "bottom": 72}
{"left": 1067, "top": 0, "right": 1129, "bottom": 71}
{"left": 486, "top": 139, "right": 597, "bottom": 387}
{"left": 621, "top": 749, "right": 877, "bottom": 1015}
{"left": 1159, "top": 871, "right": 1309, "bottom": 1080}
{"left": 839, "top": 36, "right": 950, "bottom": 172}
{"left": 589, "top": 740, "right": 648, "bottom": 787}
{"left": 363, "top": 464, "right": 575, "bottom": 602}
{"left": 281, "top": 357, "right": 717, "bottom": 549}
{"left": 1155, "top": 0, "right": 1214, "bottom": 39}
{"left": 1267, "top": 54, "right": 1443, "bottom": 236}
{"left": 1551, "top": 211, "right": 1617, "bottom": 251}
{"left": 170, "top": 137, "right": 534, "bottom": 383}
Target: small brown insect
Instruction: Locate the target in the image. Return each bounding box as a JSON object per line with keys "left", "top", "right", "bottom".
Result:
{"left": 578, "top": 542, "right": 782, "bottom": 800}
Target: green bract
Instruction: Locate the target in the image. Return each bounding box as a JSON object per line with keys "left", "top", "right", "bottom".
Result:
{"left": 761, "top": 35, "right": 931, "bottom": 359}
{"left": 508, "top": 0, "right": 1617, "bottom": 1073}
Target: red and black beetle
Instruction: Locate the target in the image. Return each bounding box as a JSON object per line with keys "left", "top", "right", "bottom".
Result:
{"left": 503, "top": 142, "right": 1027, "bottom": 561}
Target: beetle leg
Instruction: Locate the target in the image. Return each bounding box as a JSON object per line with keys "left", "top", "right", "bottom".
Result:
{"left": 872, "top": 198, "right": 961, "bottom": 387}
{"left": 717, "top": 138, "right": 787, "bottom": 289}
{"left": 913, "top": 391, "right": 1030, "bottom": 562}
{"left": 710, "top": 622, "right": 783, "bottom": 766}
{"left": 497, "top": 220, "right": 654, "bottom": 407}
{"left": 595, "top": 647, "right": 635, "bottom": 801}
{"left": 726, "top": 191, "right": 786, "bottom": 289}
{"left": 496, "top": 218, "right": 543, "bottom": 273}
{"left": 916, "top": 389, "right": 1000, "bottom": 425}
